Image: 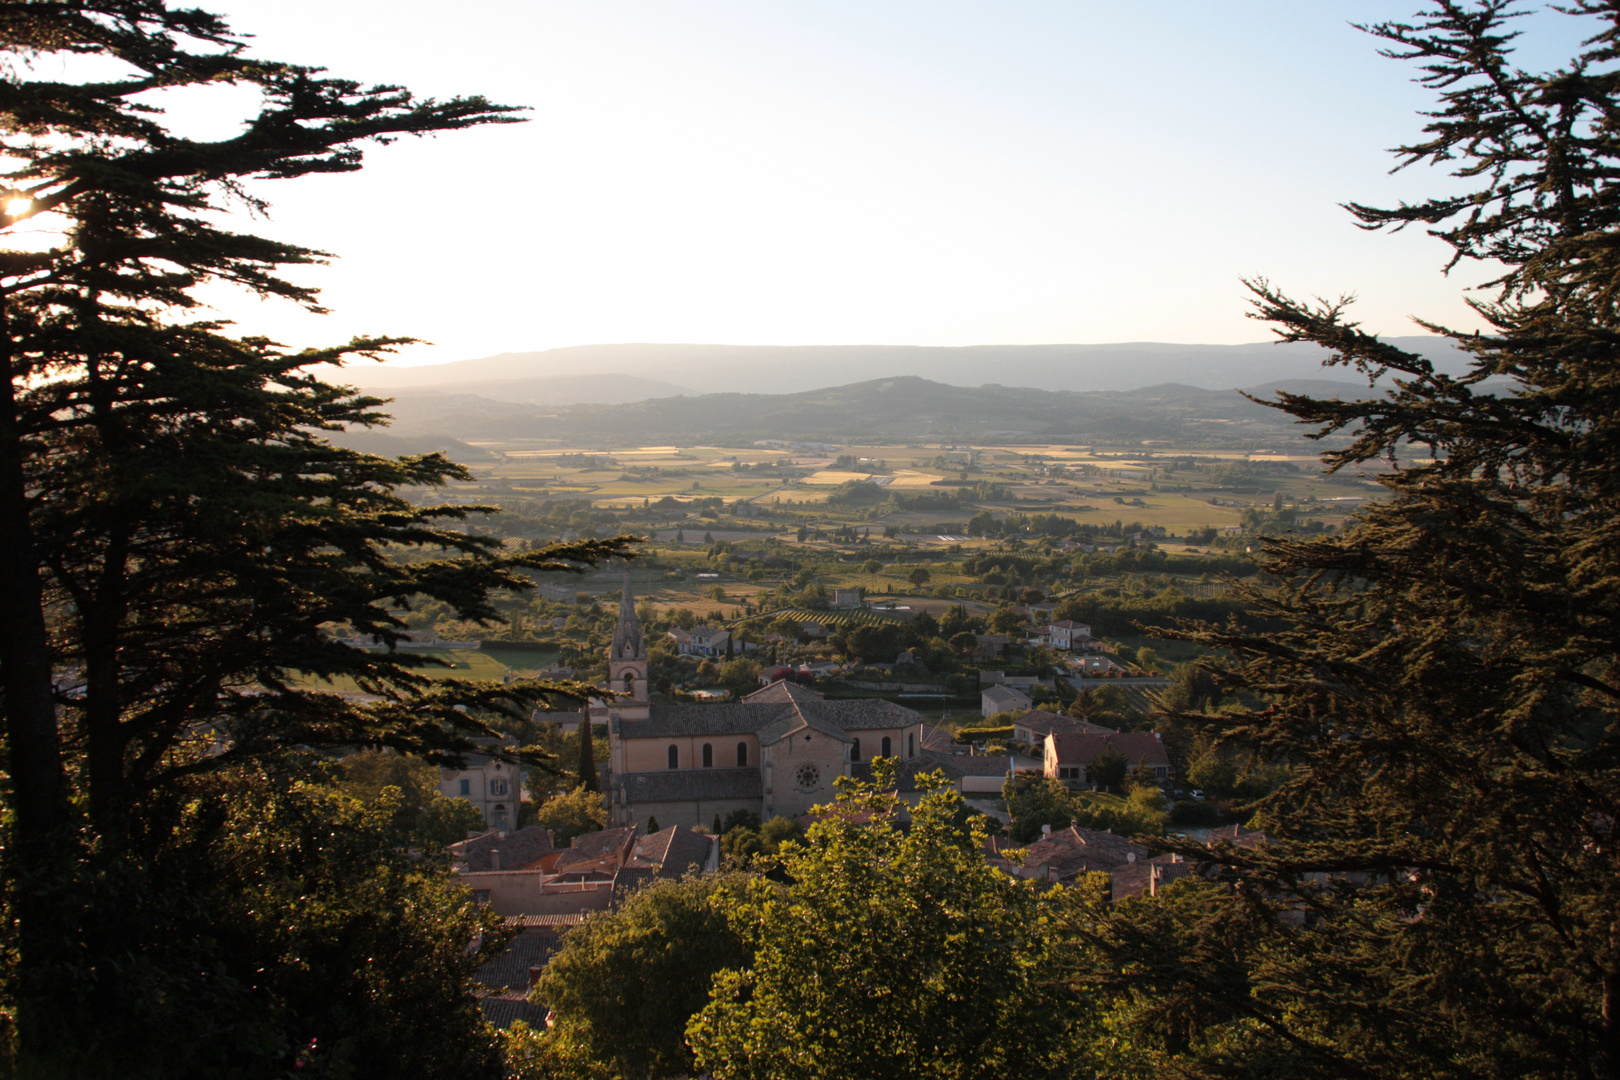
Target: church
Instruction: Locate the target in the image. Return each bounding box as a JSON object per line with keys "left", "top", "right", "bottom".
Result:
{"left": 600, "top": 580, "right": 931, "bottom": 831}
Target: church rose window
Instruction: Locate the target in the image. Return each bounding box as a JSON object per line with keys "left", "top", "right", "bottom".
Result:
{"left": 794, "top": 763, "right": 820, "bottom": 791}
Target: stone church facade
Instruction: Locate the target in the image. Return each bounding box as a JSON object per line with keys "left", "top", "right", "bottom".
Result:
{"left": 603, "top": 581, "right": 930, "bottom": 831}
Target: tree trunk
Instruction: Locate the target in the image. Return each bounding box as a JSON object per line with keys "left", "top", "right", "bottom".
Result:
{"left": 0, "top": 295, "right": 73, "bottom": 1059}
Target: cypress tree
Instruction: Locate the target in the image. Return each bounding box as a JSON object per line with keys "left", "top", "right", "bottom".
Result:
{"left": 578, "top": 719, "right": 600, "bottom": 792}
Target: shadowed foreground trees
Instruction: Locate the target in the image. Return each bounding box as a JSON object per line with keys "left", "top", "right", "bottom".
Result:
{"left": 0, "top": 3, "right": 631, "bottom": 1075}
{"left": 1079, "top": 3, "right": 1620, "bottom": 1077}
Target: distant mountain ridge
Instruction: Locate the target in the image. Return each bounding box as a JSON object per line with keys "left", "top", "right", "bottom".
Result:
{"left": 354, "top": 338, "right": 1472, "bottom": 400}
{"left": 364, "top": 373, "right": 1386, "bottom": 450}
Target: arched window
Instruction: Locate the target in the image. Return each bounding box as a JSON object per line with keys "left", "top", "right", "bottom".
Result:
{"left": 668, "top": 745, "right": 679, "bottom": 769}
{"left": 623, "top": 671, "right": 635, "bottom": 693}
{"left": 737, "top": 742, "right": 748, "bottom": 767}
{"left": 702, "top": 743, "right": 714, "bottom": 768}
{"left": 908, "top": 732, "right": 915, "bottom": 757}
{"left": 881, "top": 736, "right": 892, "bottom": 758}
{"left": 851, "top": 737, "right": 861, "bottom": 762}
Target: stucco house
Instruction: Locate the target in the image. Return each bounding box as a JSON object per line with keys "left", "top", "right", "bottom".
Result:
{"left": 1046, "top": 620, "right": 1092, "bottom": 650}
{"left": 602, "top": 580, "right": 930, "bottom": 831}
{"left": 438, "top": 735, "right": 526, "bottom": 831}
{"left": 980, "top": 684, "right": 1033, "bottom": 718}
{"left": 1043, "top": 730, "right": 1171, "bottom": 787}
{"left": 668, "top": 625, "right": 731, "bottom": 658}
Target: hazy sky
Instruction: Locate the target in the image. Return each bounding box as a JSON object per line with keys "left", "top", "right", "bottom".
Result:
{"left": 145, "top": 2, "right": 1589, "bottom": 365}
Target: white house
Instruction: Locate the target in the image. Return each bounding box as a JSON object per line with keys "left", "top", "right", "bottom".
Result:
{"left": 1046, "top": 620, "right": 1092, "bottom": 650}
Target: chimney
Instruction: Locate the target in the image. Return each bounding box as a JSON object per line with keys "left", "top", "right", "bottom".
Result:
{"left": 1126, "top": 852, "right": 1136, "bottom": 864}
{"left": 528, "top": 966, "right": 544, "bottom": 989}
{"left": 489, "top": 849, "right": 501, "bottom": 871}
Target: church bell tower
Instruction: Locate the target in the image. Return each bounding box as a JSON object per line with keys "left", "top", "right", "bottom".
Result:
{"left": 608, "top": 574, "right": 650, "bottom": 720}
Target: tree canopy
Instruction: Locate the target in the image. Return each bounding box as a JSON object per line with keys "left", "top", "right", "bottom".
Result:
{"left": 1106, "top": 3, "right": 1620, "bottom": 1076}
{"left": 0, "top": 3, "right": 631, "bottom": 1074}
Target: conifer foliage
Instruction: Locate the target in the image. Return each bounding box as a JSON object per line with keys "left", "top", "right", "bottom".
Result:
{"left": 0, "top": 3, "right": 631, "bottom": 1075}
{"left": 1091, "top": 3, "right": 1620, "bottom": 1077}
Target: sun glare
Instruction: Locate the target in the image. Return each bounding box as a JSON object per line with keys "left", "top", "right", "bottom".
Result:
{"left": 5, "top": 197, "right": 32, "bottom": 219}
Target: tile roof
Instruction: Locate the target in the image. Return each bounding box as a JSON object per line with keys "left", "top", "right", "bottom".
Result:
{"left": 1047, "top": 731, "right": 1170, "bottom": 768}
{"left": 1109, "top": 855, "right": 1197, "bottom": 901}
{"left": 506, "top": 913, "right": 591, "bottom": 929}
{"left": 803, "top": 697, "right": 924, "bottom": 732}
{"left": 743, "top": 680, "right": 824, "bottom": 706}
{"left": 450, "top": 826, "right": 556, "bottom": 872}
{"left": 611, "top": 865, "right": 659, "bottom": 905}
{"left": 480, "top": 997, "right": 549, "bottom": 1030}
{"left": 612, "top": 658, "right": 923, "bottom": 749}
{"left": 553, "top": 827, "right": 636, "bottom": 870}
{"left": 1007, "top": 825, "right": 1150, "bottom": 873}
{"left": 476, "top": 930, "right": 565, "bottom": 993}
{"left": 633, "top": 825, "right": 716, "bottom": 877}
{"left": 624, "top": 703, "right": 793, "bottom": 738}
{"left": 619, "top": 768, "right": 763, "bottom": 803}
{"left": 1014, "top": 713, "right": 1118, "bottom": 737}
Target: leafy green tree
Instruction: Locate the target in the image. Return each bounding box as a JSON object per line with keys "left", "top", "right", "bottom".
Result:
{"left": 989, "top": 605, "right": 1026, "bottom": 634}
{"left": 414, "top": 793, "right": 489, "bottom": 849}
{"left": 535, "top": 874, "right": 752, "bottom": 1079}
{"left": 842, "top": 622, "right": 904, "bottom": 663}
{"left": 1126, "top": 6, "right": 1620, "bottom": 1076}
{"left": 335, "top": 750, "right": 439, "bottom": 832}
{"left": 758, "top": 814, "right": 806, "bottom": 853}
{"left": 533, "top": 785, "right": 608, "bottom": 845}
{"left": 720, "top": 825, "right": 763, "bottom": 863}
{"left": 1003, "top": 774, "right": 1075, "bottom": 843}
{"left": 0, "top": 3, "right": 631, "bottom": 1071}
{"left": 908, "top": 566, "right": 932, "bottom": 587}
{"left": 719, "top": 656, "right": 762, "bottom": 689}
{"left": 688, "top": 767, "right": 1070, "bottom": 1079}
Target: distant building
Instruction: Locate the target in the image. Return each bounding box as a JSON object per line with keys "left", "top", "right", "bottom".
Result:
{"left": 668, "top": 625, "right": 731, "bottom": 658}
{"left": 602, "top": 580, "right": 931, "bottom": 831}
{"left": 981, "top": 684, "right": 1033, "bottom": 718}
{"left": 1046, "top": 620, "right": 1092, "bottom": 651}
{"left": 1044, "top": 731, "right": 1170, "bottom": 787}
{"left": 439, "top": 735, "right": 526, "bottom": 831}
{"left": 832, "top": 588, "right": 864, "bottom": 608}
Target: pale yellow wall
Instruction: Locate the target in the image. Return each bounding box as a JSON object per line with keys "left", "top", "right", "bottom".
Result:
{"left": 618, "top": 798, "right": 760, "bottom": 833}
{"left": 440, "top": 763, "right": 522, "bottom": 829}
{"left": 845, "top": 724, "right": 925, "bottom": 764}
{"left": 762, "top": 728, "right": 850, "bottom": 819}
{"left": 620, "top": 734, "right": 759, "bottom": 772}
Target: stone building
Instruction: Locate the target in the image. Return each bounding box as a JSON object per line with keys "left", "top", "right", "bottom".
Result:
{"left": 602, "top": 580, "right": 930, "bottom": 831}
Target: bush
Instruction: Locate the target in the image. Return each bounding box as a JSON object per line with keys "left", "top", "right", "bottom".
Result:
{"left": 954, "top": 725, "right": 1015, "bottom": 744}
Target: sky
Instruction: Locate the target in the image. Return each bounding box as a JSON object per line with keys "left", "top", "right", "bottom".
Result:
{"left": 84, "top": 2, "right": 1599, "bottom": 365}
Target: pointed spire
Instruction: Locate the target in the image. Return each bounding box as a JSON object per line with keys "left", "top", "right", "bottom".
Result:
{"left": 611, "top": 571, "right": 645, "bottom": 660}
